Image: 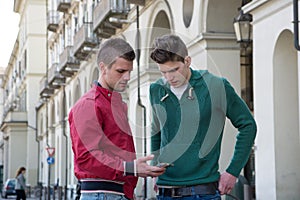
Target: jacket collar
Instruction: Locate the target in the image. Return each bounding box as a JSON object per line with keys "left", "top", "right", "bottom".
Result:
{"left": 86, "top": 83, "right": 122, "bottom": 101}
{"left": 158, "top": 68, "right": 208, "bottom": 88}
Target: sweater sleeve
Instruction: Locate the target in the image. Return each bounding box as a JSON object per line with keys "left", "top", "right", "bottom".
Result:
{"left": 18, "top": 174, "right": 26, "bottom": 190}
{"left": 224, "top": 79, "right": 257, "bottom": 177}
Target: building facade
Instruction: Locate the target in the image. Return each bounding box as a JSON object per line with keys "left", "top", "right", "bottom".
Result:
{"left": 0, "top": 0, "right": 46, "bottom": 188}
{"left": 245, "top": 1, "right": 300, "bottom": 199}
{"left": 0, "top": 0, "right": 299, "bottom": 199}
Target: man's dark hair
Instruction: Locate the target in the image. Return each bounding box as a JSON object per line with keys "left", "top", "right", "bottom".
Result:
{"left": 97, "top": 38, "right": 135, "bottom": 67}
{"left": 150, "top": 34, "right": 188, "bottom": 64}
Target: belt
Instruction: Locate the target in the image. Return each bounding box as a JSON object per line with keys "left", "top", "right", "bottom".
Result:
{"left": 158, "top": 182, "right": 218, "bottom": 197}
{"left": 80, "top": 181, "right": 124, "bottom": 194}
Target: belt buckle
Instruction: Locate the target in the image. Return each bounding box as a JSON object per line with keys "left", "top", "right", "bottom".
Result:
{"left": 171, "top": 188, "right": 182, "bottom": 198}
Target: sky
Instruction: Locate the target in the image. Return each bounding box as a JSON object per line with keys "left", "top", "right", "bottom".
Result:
{"left": 0, "top": 2, "right": 20, "bottom": 68}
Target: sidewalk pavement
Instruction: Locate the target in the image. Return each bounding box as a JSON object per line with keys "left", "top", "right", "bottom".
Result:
{"left": 0, "top": 195, "right": 45, "bottom": 200}
{"left": 0, "top": 197, "right": 36, "bottom": 200}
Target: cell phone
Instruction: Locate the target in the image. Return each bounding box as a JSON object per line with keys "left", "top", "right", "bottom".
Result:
{"left": 156, "top": 163, "right": 173, "bottom": 168}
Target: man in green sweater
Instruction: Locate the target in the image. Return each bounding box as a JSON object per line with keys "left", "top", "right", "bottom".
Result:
{"left": 149, "top": 34, "right": 257, "bottom": 199}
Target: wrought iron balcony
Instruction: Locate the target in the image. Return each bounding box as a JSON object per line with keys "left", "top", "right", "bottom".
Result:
{"left": 2, "top": 111, "right": 27, "bottom": 127}
{"left": 40, "top": 76, "right": 54, "bottom": 98}
{"left": 93, "top": 0, "right": 130, "bottom": 38}
{"left": 57, "top": 0, "right": 71, "bottom": 13}
{"left": 127, "top": 0, "right": 145, "bottom": 6}
{"left": 71, "top": 0, "right": 80, "bottom": 7}
{"left": 47, "top": 10, "right": 59, "bottom": 32}
{"left": 48, "top": 63, "right": 66, "bottom": 89}
{"left": 3, "top": 99, "right": 17, "bottom": 119}
{"left": 94, "top": 22, "right": 117, "bottom": 39}
{"left": 59, "top": 46, "right": 80, "bottom": 77}
{"left": 73, "top": 23, "right": 98, "bottom": 60}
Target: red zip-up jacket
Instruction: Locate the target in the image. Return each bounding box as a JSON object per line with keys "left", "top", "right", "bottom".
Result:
{"left": 69, "top": 85, "right": 138, "bottom": 199}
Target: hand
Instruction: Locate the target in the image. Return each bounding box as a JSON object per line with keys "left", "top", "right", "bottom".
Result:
{"left": 136, "top": 155, "right": 166, "bottom": 178}
{"left": 218, "top": 172, "right": 237, "bottom": 195}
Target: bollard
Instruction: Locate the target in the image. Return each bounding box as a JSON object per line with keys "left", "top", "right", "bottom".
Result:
{"left": 64, "top": 185, "right": 68, "bottom": 200}
{"left": 58, "top": 186, "right": 62, "bottom": 200}
{"left": 39, "top": 185, "right": 43, "bottom": 200}
{"left": 52, "top": 185, "right": 56, "bottom": 200}
{"left": 70, "top": 188, "right": 74, "bottom": 199}
{"left": 44, "top": 187, "right": 47, "bottom": 200}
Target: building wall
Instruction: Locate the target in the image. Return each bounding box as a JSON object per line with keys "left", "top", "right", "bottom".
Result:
{"left": 246, "top": 0, "right": 300, "bottom": 199}
{"left": 0, "top": 0, "right": 47, "bottom": 188}
{"left": 24, "top": 0, "right": 47, "bottom": 186}
{"left": 0, "top": 68, "right": 5, "bottom": 179}
{"left": 36, "top": 0, "right": 248, "bottom": 198}
{"left": 4, "top": 0, "right": 300, "bottom": 199}
{"left": 9, "top": 126, "right": 28, "bottom": 178}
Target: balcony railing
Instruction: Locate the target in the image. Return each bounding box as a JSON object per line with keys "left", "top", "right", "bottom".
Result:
{"left": 73, "top": 23, "right": 98, "bottom": 60}
{"left": 70, "top": 0, "right": 80, "bottom": 8}
{"left": 93, "top": 0, "right": 130, "bottom": 38}
{"left": 2, "top": 111, "right": 27, "bottom": 125}
{"left": 48, "top": 63, "right": 66, "bottom": 89}
{"left": 127, "top": 0, "right": 145, "bottom": 6}
{"left": 40, "top": 76, "right": 54, "bottom": 98}
{"left": 57, "top": 0, "right": 71, "bottom": 13}
{"left": 47, "top": 10, "right": 59, "bottom": 32}
{"left": 59, "top": 46, "right": 80, "bottom": 77}
{"left": 3, "top": 100, "right": 17, "bottom": 119}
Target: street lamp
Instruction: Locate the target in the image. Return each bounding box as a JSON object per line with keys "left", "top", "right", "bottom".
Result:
{"left": 234, "top": 4, "right": 255, "bottom": 197}
{"left": 233, "top": 9, "right": 253, "bottom": 45}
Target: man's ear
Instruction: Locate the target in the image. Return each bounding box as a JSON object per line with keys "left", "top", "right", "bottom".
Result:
{"left": 99, "top": 62, "right": 106, "bottom": 74}
{"left": 184, "top": 56, "right": 191, "bottom": 67}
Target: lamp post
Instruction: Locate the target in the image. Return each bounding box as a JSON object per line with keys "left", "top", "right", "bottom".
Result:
{"left": 293, "top": 0, "right": 300, "bottom": 50}
{"left": 233, "top": 9, "right": 252, "bottom": 46}
{"left": 233, "top": 2, "right": 255, "bottom": 199}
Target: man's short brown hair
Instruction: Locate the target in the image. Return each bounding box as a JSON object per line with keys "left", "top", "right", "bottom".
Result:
{"left": 150, "top": 34, "right": 188, "bottom": 64}
{"left": 97, "top": 38, "right": 135, "bottom": 67}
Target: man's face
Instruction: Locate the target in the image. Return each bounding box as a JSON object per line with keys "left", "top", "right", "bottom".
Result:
{"left": 101, "top": 57, "right": 133, "bottom": 92}
{"left": 158, "top": 57, "right": 191, "bottom": 88}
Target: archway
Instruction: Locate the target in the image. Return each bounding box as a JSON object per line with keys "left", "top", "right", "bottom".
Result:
{"left": 148, "top": 10, "right": 171, "bottom": 69}
{"left": 91, "top": 67, "right": 99, "bottom": 87}
{"left": 150, "top": 10, "right": 171, "bottom": 42}
{"left": 273, "top": 30, "right": 300, "bottom": 198}
{"left": 205, "top": 0, "right": 240, "bottom": 33}
{"left": 73, "top": 79, "right": 82, "bottom": 105}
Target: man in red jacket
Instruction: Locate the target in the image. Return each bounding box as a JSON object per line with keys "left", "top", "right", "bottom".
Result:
{"left": 69, "top": 38, "right": 165, "bottom": 200}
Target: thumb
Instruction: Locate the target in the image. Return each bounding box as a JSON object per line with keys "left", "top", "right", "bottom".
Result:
{"left": 138, "top": 154, "right": 154, "bottom": 162}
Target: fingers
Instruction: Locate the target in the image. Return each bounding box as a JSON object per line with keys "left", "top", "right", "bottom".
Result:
{"left": 148, "top": 166, "right": 166, "bottom": 173}
{"left": 137, "top": 165, "right": 165, "bottom": 178}
{"left": 218, "top": 172, "right": 236, "bottom": 195}
{"left": 138, "top": 169, "right": 165, "bottom": 178}
{"left": 137, "top": 154, "right": 154, "bottom": 163}
{"left": 218, "top": 184, "right": 233, "bottom": 195}
{"left": 136, "top": 155, "right": 166, "bottom": 178}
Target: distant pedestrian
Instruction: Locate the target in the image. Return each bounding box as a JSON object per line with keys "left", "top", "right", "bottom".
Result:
{"left": 15, "top": 167, "right": 26, "bottom": 200}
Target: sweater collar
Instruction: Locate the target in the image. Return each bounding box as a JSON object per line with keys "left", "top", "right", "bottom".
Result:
{"left": 159, "top": 68, "right": 207, "bottom": 88}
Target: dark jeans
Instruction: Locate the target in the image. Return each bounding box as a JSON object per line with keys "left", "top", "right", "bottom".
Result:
{"left": 16, "top": 189, "right": 26, "bottom": 200}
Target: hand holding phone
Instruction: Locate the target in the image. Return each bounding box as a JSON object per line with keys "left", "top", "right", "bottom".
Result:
{"left": 156, "top": 163, "right": 173, "bottom": 168}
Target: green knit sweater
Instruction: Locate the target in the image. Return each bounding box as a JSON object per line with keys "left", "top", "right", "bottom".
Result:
{"left": 150, "top": 69, "right": 257, "bottom": 186}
